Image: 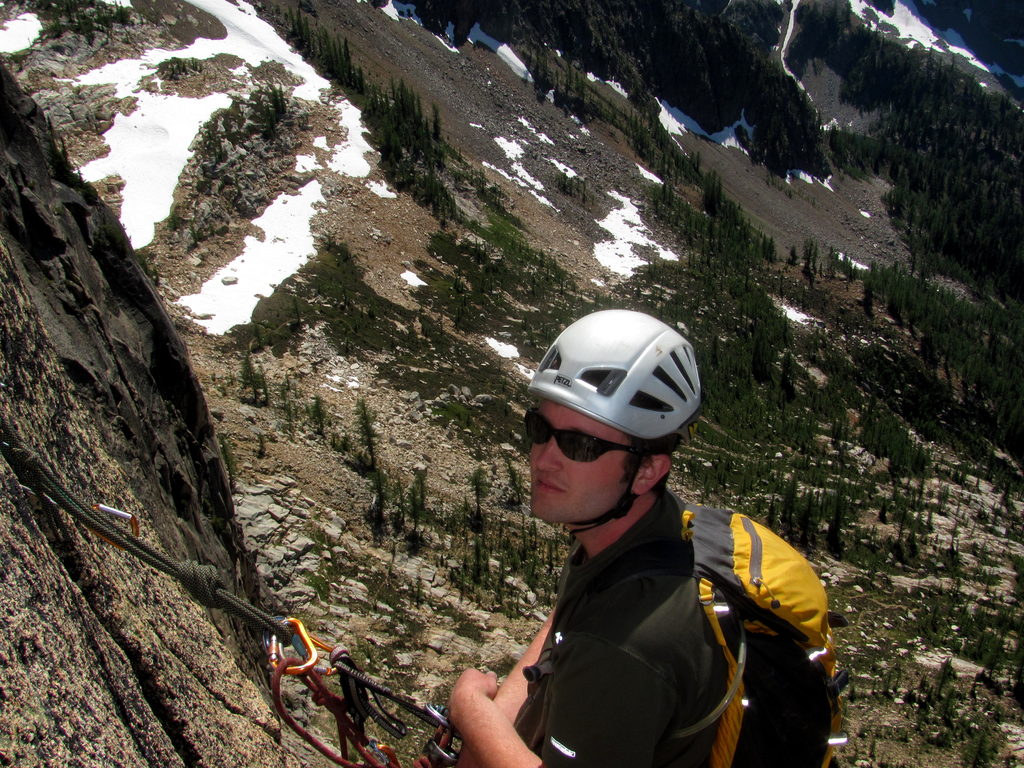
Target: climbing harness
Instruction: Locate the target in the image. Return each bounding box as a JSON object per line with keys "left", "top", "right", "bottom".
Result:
{"left": 0, "top": 418, "right": 459, "bottom": 768}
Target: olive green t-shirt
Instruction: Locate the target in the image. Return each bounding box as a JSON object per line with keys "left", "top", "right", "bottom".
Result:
{"left": 515, "top": 491, "right": 727, "bottom": 767}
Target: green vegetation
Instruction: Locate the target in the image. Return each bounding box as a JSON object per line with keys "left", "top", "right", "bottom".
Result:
{"left": 279, "top": 6, "right": 455, "bottom": 219}
{"left": 415, "top": 216, "right": 587, "bottom": 343}
{"left": 798, "top": 3, "right": 1024, "bottom": 301}
{"left": 845, "top": 658, "right": 1004, "bottom": 768}
{"left": 228, "top": 3, "right": 1022, "bottom": 651}
{"left": 283, "top": 6, "right": 366, "bottom": 94}
{"left": 167, "top": 7, "right": 1023, "bottom": 758}
{"left": 46, "top": 128, "right": 99, "bottom": 205}
{"left": 364, "top": 81, "right": 455, "bottom": 222}
{"left": 522, "top": 44, "right": 704, "bottom": 190}
{"left": 156, "top": 57, "right": 203, "bottom": 81}
{"left": 36, "top": 0, "right": 132, "bottom": 42}
{"left": 515, "top": 0, "right": 825, "bottom": 175}
{"left": 239, "top": 353, "right": 270, "bottom": 406}
{"left": 862, "top": 265, "right": 1024, "bottom": 462}
{"left": 197, "top": 85, "right": 294, "bottom": 163}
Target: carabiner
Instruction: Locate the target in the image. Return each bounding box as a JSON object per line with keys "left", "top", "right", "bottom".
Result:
{"left": 417, "top": 706, "right": 460, "bottom": 767}
{"left": 95, "top": 504, "right": 141, "bottom": 537}
{"left": 264, "top": 618, "right": 338, "bottom": 677}
{"left": 84, "top": 503, "right": 142, "bottom": 550}
{"left": 284, "top": 617, "right": 320, "bottom": 675}
{"left": 263, "top": 618, "right": 318, "bottom": 675}
{"left": 264, "top": 631, "right": 283, "bottom": 667}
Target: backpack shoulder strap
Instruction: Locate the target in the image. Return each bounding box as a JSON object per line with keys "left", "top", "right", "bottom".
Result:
{"left": 679, "top": 579, "right": 747, "bottom": 767}
{"left": 578, "top": 522, "right": 750, "bottom": 757}
{"left": 588, "top": 537, "right": 694, "bottom": 594}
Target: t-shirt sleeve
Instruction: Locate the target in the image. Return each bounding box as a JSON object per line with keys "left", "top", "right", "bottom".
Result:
{"left": 539, "top": 632, "right": 677, "bottom": 768}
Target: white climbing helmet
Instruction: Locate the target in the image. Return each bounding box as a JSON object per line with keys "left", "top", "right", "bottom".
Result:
{"left": 528, "top": 309, "right": 701, "bottom": 439}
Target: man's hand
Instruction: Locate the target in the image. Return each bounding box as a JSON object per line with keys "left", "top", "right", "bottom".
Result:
{"left": 450, "top": 669, "right": 499, "bottom": 722}
{"left": 447, "top": 616, "right": 552, "bottom": 768}
{"left": 448, "top": 669, "right": 542, "bottom": 768}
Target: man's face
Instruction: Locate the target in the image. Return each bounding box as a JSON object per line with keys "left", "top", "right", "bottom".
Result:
{"left": 529, "top": 401, "right": 633, "bottom": 526}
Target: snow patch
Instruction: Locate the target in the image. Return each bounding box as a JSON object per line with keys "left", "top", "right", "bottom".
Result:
{"left": 327, "top": 374, "right": 361, "bottom": 390}
{"left": 69, "top": 0, "right": 353, "bottom": 252}
{"left": 380, "top": 1, "right": 422, "bottom": 24}
{"left": 850, "top": 0, "right": 1023, "bottom": 85}
{"left": 780, "top": 0, "right": 805, "bottom": 91}
{"left": 518, "top": 117, "right": 554, "bottom": 144}
{"left": 32, "top": 0, "right": 383, "bottom": 333}
{"left": 367, "top": 180, "right": 397, "bottom": 198}
{"left": 486, "top": 338, "right": 519, "bottom": 359}
{"left": 494, "top": 136, "right": 525, "bottom": 160}
{"left": 0, "top": 12, "right": 42, "bottom": 52}
{"left": 586, "top": 72, "right": 629, "bottom": 98}
{"left": 77, "top": 0, "right": 331, "bottom": 102}
{"left": 511, "top": 162, "right": 544, "bottom": 192}
{"left": 593, "top": 191, "right": 678, "bottom": 277}
{"left": 79, "top": 91, "right": 231, "bottom": 248}
{"left": 786, "top": 170, "right": 834, "bottom": 190}
{"left": 838, "top": 252, "right": 870, "bottom": 271}
{"left": 177, "top": 180, "right": 325, "bottom": 334}
{"left": 774, "top": 299, "right": 823, "bottom": 325}
{"left": 637, "top": 165, "right": 663, "bottom": 184}
{"left": 467, "top": 23, "right": 533, "bottom": 82}
{"left": 328, "top": 99, "right": 373, "bottom": 177}
{"left": 659, "top": 100, "right": 755, "bottom": 152}
{"left": 483, "top": 162, "right": 514, "bottom": 183}
{"left": 401, "top": 270, "right": 427, "bottom": 287}
{"left": 515, "top": 363, "right": 535, "bottom": 380}
{"left": 549, "top": 159, "right": 578, "bottom": 178}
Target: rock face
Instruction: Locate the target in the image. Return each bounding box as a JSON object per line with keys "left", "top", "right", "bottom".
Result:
{"left": 0, "top": 64, "right": 299, "bottom": 767}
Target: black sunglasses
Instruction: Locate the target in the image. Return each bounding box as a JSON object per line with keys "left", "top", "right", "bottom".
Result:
{"left": 524, "top": 408, "right": 642, "bottom": 463}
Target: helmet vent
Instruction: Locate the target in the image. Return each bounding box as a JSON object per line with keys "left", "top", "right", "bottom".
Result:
{"left": 539, "top": 347, "right": 562, "bottom": 372}
{"left": 629, "top": 390, "right": 672, "bottom": 412}
{"left": 670, "top": 350, "right": 696, "bottom": 395}
{"left": 580, "top": 368, "right": 627, "bottom": 395}
{"left": 654, "top": 363, "right": 689, "bottom": 402}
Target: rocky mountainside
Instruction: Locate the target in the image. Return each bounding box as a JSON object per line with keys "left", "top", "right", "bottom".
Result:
{"left": 2, "top": 0, "right": 1024, "bottom": 766}
{"left": 858, "top": 0, "right": 1024, "bottom": 96}
{"left": 0, "top": 65, "right": 300, "bottom": 767}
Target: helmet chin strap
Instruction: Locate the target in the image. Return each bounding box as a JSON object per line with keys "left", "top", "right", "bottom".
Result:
{"left": 567, "top": 464, "right": 641, "bottom": 535}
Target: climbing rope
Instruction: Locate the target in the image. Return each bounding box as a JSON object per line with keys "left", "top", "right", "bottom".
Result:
{"left": 0, "top": 417, "right": 291, "bottom": 639}
{"left": 0, "top": 416, "right": 459, "bottom": 767}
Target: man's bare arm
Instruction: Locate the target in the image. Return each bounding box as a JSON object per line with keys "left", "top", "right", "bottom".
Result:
{"left": 491, "top": 612, "right": 553, "bottom": 721}
{"left": 450, "top": 613, "right": 553, "bottom": 768}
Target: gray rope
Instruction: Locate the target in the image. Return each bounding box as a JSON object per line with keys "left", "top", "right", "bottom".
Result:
{"left": 176, "top": 560, "right": 231, "bottom": 610}
{"left": 0, "top": 419, "right": 291, "bottom": 641}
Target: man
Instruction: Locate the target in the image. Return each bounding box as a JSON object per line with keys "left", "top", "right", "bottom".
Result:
{"left": 448, "top": 309, "right": 727, "bottom": 768}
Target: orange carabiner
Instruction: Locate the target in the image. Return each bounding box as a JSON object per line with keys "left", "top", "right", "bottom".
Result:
{"left": 85, "top": 503, "right": 141, "bottom": 550}
{"left": 265, "top": 618, "right": 338, "bottom": 676}
{"left": 281, "top": 617, "right": 319, "bottom": 675}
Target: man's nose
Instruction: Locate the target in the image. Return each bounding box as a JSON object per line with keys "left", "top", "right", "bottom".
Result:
{"left": 531, "top": 435, "right": 563, "bottom": 468}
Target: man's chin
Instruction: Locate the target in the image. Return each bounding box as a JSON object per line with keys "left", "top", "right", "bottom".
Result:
{"left": 529, "top": 495, "right": 562, "bottom": 524}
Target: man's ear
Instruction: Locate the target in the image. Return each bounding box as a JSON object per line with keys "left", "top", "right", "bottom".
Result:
{"left": 631, "top": 454, "right": 671, "bottom": 495}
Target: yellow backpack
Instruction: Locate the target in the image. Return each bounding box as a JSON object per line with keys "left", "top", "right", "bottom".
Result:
{"left": 681, "top": 501, "right": 848, "bottom": 768}
{"left": 595, "top": 496, "right": 848, "bottom": 767}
